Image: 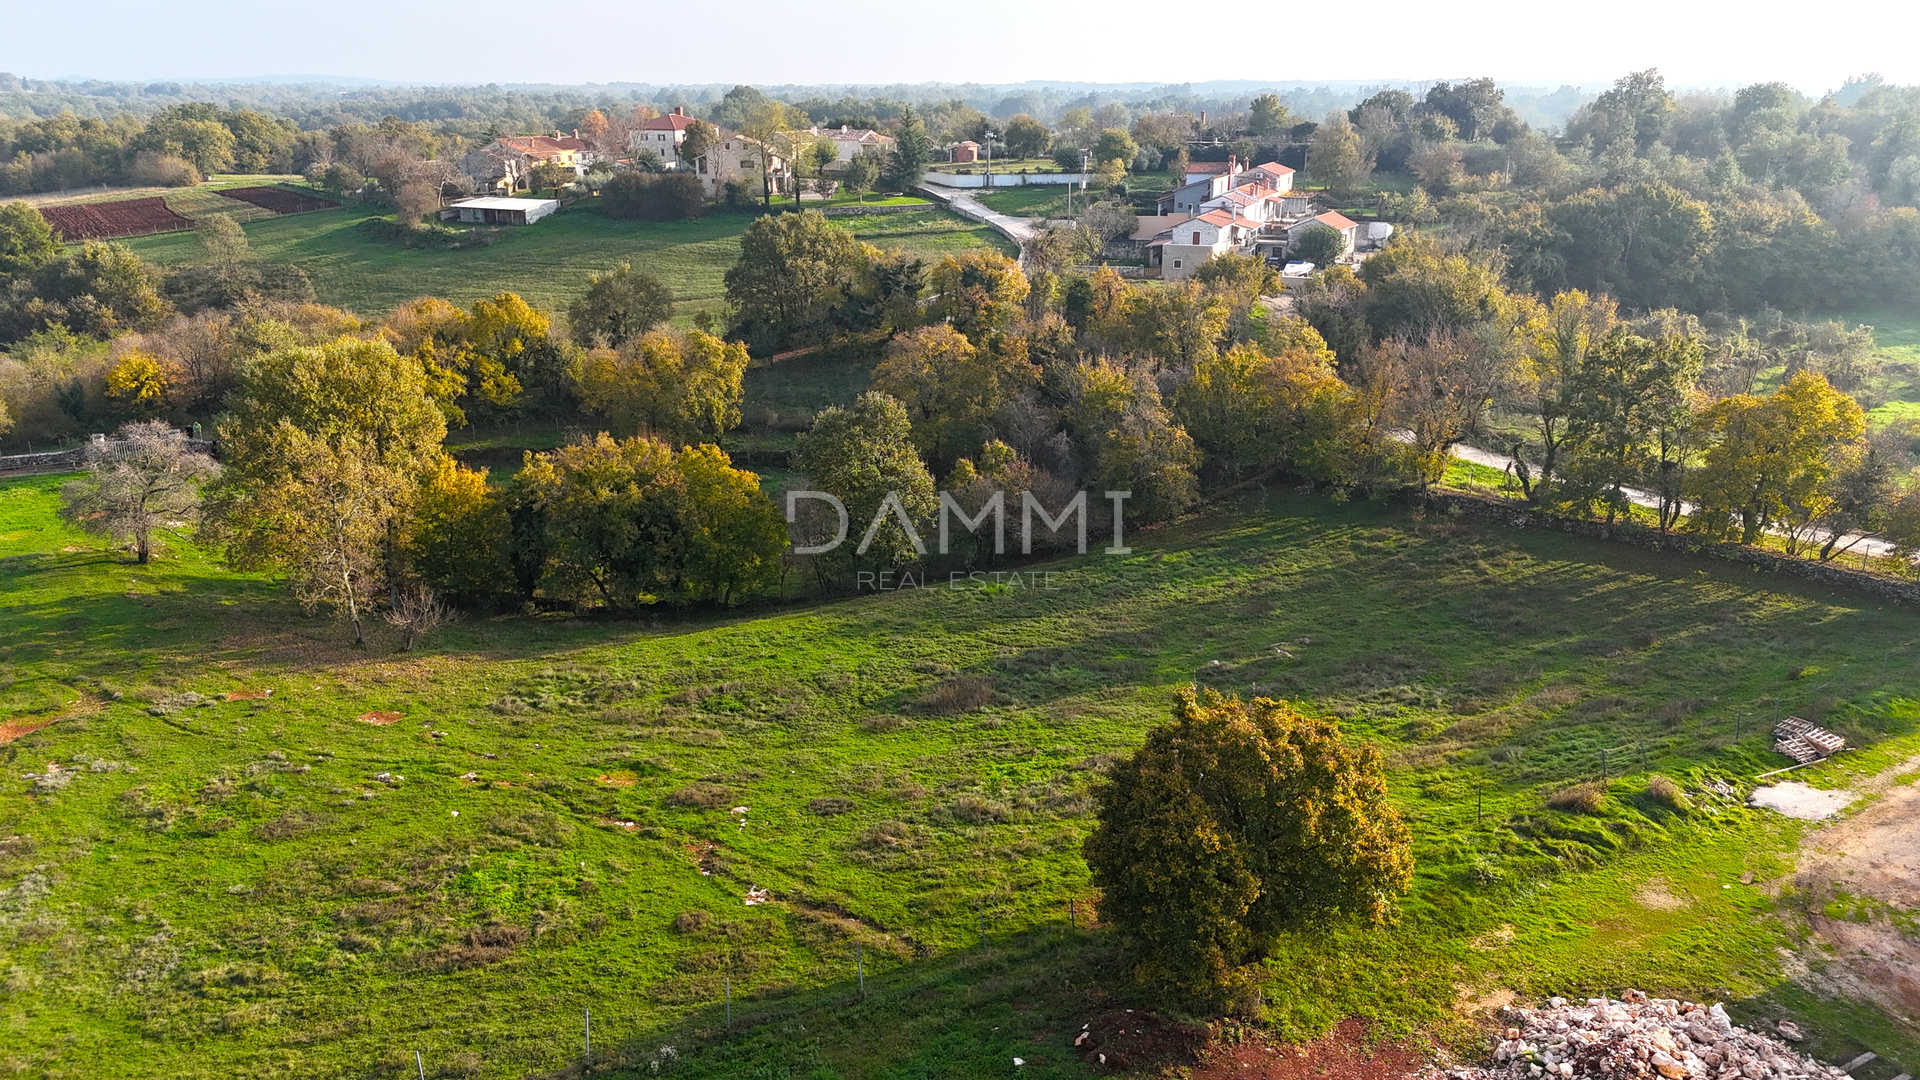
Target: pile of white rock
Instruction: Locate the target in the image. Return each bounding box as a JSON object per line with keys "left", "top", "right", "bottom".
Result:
{"left": 1451, "top": 990, "right": 1856, "bottom": 1079}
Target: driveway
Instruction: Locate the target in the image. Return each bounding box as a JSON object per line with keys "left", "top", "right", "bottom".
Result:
{"left": 917, "top": 178, "right": 1041, "bottom": 247}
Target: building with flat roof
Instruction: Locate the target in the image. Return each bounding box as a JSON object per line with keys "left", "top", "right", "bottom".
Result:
{"left": 441, "top": 197, "right": 560, "bottom": 225}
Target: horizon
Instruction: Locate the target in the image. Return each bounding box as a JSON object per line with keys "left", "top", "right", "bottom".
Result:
{"left": 8, "top": 0, "right": 1919, "bottom": 95}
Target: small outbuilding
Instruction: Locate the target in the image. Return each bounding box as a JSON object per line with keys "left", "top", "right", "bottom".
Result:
{"left": 442, "top": 196, "right": 559, "bottom": 226}
{"left": 950, "top": 140, "right": 981, "bottom": 164}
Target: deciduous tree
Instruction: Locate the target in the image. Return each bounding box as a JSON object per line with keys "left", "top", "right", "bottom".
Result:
{"left": 1691, "top": 370, "right": 1866, "bottom": 545}
{"left": 59, "top": 420, "right": 219, "bottom": 564}
{"left": 724, "top": 209, "right": 868, "bottom": 352}
{"left": 1084, "top": 687, "right": 1412, "bottom": 1001}
{"left": 571, "top": 328, "right": 747, "bottom": 445}
{"left": 567, "top": 263, "right": 673, "bottom": 348}
{"left": 792, "top": 392, "right": 937, "bottom": 574}
{"left": 870, "top": 323, "right": 1038, "bottom": 470}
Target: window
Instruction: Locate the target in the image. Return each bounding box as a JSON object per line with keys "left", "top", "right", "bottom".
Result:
{"left": 698, "top": 159, "right": 707, "bottom": 174}
{"left": 1192, "top": 231, "right": 1201, "bottom": 245}
{"left": 1173, "top": 259, "right": 1183, "bottom": 269}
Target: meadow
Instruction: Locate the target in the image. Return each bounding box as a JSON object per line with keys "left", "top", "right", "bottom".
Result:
{"left": 118, "top": 196, "right": 1014, "bottom": 323}
{"left": 7, "top": 461, "right": 1920, "bottom": 1079}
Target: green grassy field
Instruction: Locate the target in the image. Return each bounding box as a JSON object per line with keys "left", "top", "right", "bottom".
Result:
{"left": 8, "top": 461, "right": 1920, "bottom": 1079}
{"left": 119, "top": 198, "right": 1013, "bottom": 323}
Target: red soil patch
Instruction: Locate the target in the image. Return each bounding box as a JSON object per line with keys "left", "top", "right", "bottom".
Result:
{"left": 39, "top": 197, "right": 191, "bottom": 240}
{"left": 215, "top": 186, "right": 339, "bottom": 214}
{"left": 223, "top": 690, "right": 271, "bottom": 701}
{"left": 0, "top": 718, "right": 55, "bottom": 745}
{"left": 357, "top": 711, "right": 403, "bottom": 725}
{"left": 596, "top": 772, "right": 638, "bottom": 787}
{"left": 1187, "top": 1018, "right": 1430, "bottom": 1080}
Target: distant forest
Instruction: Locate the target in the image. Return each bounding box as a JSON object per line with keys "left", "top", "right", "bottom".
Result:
{"left": 0, "top": 72, "right": 1593, "bottom": 136}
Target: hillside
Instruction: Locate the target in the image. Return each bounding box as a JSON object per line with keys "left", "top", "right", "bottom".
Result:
{"left": 6, "top": 470, "right": 1920, "bottom": 1078}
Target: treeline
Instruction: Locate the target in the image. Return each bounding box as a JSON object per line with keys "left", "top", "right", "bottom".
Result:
{"left": 1311, "top": 71, "right": 1920, "bottom": 311}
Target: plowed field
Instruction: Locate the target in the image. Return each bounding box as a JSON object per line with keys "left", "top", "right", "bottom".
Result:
{"left": 38, "top": 197, "right": 191, "bottom": 240}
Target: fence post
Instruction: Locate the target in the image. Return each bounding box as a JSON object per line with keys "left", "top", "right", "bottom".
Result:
{"left": 584, "top": 1007, "right": 591, "bottom": 1068}
{"left": 857, "top": 944, "right": 865, "bottom": 997}
{"left": 725, "top": 975, "right": 732, "bottom": 1027}
{"left": 415, "top": 1051, "right": 426, "bottom": 1080}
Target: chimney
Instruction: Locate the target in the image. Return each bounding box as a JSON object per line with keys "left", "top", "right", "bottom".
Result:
{"left": 841, "top": 124, "right": 849, "bottom": 133}
{"left": 1201, "top": 110, "right": 1207, "bottom": 126}
{"left": 673, "top": 106, "right": 685, "bottom": 116}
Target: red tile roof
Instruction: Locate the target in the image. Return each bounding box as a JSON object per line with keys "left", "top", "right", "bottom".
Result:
{"left": 1251, "top": 161, "right": 1295, "bottom": 175}
{"left": 642, "top": 112, "right": 701, "bottom": 132}
{"left": 1312, "top": 210, "right": 1358, "bottom": 230}
{"left": 1187, "top": 162, "right": 1232, "bottom": 174}
{"left": 500, "top": 135, "right": 588, "bottom": 155}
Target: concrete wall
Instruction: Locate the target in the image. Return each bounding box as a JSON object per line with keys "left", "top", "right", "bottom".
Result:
{"left": 922, "top": 171, "right": 1088, "bottom": 189}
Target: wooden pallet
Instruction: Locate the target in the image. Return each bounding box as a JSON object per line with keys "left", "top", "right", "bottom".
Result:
{"left": 1774, "top": 716, "right": 1845, "bottom": 763}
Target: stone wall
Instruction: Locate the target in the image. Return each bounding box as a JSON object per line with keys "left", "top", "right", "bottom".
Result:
{"left": 1429, "top": 490, "right": 1920, "bottom": 604}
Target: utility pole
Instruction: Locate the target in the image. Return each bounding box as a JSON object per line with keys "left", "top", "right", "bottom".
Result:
{"left": 983, "top": 128, "right": 994, "bottom": 189}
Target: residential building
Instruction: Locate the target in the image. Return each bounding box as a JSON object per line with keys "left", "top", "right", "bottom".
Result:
{"left": 1159, "top": 157, "right": 1297, "bottom": 216}
{"left": 1156, "top": 210, "right": 1263, "bottom": 281}
{"left": 690, "top": 134, "right": 790, "bottom": 199}
{"left": 629, "top": 106, "right": 703, "bottom": 164}
{"left": 805, "top": 125, "right": 895, "bottom": 165}
{"left": 457, "top": 133, "right": 594, "bottom": 193}
{"left": 950, "top": 140, "right": 981, "bottom": 164}
{"left": 1285, "top": 211, "right": 1359, "bottom": 257}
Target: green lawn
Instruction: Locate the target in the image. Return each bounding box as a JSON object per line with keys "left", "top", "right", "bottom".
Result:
{"left": 8, "top": 466, "right": 1920, "bottom": 1078}
{"left": 119, "top": 198, "right": 1012, "bottom": 323}
{"left": 974, "top": 186, "right": 1091, "bottom": 218}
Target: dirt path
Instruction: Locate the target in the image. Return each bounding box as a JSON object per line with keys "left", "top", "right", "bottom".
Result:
{"left": 1789, "top": 753, "right": 1920, "bottom": 1025}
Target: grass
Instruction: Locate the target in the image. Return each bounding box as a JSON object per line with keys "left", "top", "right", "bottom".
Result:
{"left": 973, "top": 186, "right": 1098, "bottom": 219}
{"left": 8, "top": 462, "right": 1920, "bottom": 1077}
{"left": 118, "top": 197, "right": 1013, "bottom": 323}
{"left": 14, "top": 174, "right": 304, "bottom": 208}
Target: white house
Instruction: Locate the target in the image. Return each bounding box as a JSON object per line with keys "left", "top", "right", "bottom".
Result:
{"left": 629, "top": 106, "right": 702, "bottom": 163}
{"left": 1157, "top": 209, "right": 1263, "bottom": 281}
{"left": 441, "top": 196, "right": 559, "bottom": 225}
{"left": 805, "top": 124, "right": 896, "bottom": 165}
{"left": 691, "top": 134, "right": 789, "bottom": 198}
{"left": 1285, "top": 211, "right": 1359, "bottom": 257}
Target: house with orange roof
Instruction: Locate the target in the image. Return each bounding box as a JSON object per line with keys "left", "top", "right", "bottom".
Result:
{"left": 1157, "top": 209, "right": 1265, "bottom": 280}
{"left": 1284, "top": 210, "right": 1359, "bottom": 257}
{"left": 458, "top": 131, "right": 597, "bottom": 193}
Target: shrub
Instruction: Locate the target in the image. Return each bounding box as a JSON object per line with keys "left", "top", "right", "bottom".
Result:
{"left": 1547, "top": 781, "right": 1607, "bottom": 814}
{"left": 602, "top": 171, "right": 705, "bottom": 221}
{"left": 1646, "top": 775, "right": 1693, "bottom": 811}
{"left": 666, "top": 782, "right": 732, "bottom": 809}
{"left": 1084, "top": 687, "right": 1412, "bottom": 1002}
{"left": 948, "top": 794, "right": 1012, "bottom": 824}
{"left": 920, "top": 675, "right": 997, "bottom": 715}
{"left": 124, "top": 151, "right": 198, "bottom": 187}
{"left": 806, "top": 797, "right": 854, "bottom": 816}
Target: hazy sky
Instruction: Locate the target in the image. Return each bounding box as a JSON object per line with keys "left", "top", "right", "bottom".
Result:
{"left": 7, "top": 0, "right": 1915, "bottom": 92}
